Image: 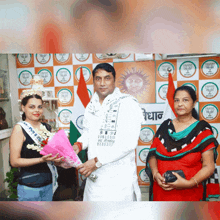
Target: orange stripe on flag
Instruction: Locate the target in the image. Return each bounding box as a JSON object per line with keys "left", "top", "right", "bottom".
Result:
{"left": 77, "top": 67, "right": 90, "bottom": 108}
{"left": 167, "top": 73, "right": 177, "bottom": 117}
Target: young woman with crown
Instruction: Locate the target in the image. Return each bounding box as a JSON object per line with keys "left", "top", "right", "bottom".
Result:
{"left": 9, "top": 88, "right": 64, "bottom": 201}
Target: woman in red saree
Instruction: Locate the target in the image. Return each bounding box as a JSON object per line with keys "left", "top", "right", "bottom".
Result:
{"left": 146, "top": 86, "right": 219, "bottom": 201}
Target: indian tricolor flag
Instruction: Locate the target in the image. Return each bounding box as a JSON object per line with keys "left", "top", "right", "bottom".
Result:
{"left": 70, "top": 67, "right": 90, "bottom": 162}
{"left": 162, "top": 73, "right": 177, "bottom": 121}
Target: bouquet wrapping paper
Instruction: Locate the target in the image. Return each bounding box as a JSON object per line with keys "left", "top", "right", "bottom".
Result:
{"left": 40, "top": 130, "right": 97, "bottom": 181}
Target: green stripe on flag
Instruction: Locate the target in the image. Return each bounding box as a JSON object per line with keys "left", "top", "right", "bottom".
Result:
{"left": 69, "top": 121, "right": 81, "bottom": 144}
{"left": 69, "top": 121, "right": 87, "bottom": 163}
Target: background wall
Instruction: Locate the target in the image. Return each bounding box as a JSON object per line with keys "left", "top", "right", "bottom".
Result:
{"left": 15, "top": 53, "right": 220, "bottom": 186}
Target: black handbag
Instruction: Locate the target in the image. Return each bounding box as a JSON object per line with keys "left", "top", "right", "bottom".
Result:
{"left": 164, "top": 170, "right": 185, "bottom": 183}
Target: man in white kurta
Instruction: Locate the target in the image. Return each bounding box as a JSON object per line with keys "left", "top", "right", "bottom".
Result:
{"left": 73, "top": 63, "right": 143, "bottom": 201}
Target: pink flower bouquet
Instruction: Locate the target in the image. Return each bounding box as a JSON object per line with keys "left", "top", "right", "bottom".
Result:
{"left": 40, "top": 129, "right": 97, "bottom": 181}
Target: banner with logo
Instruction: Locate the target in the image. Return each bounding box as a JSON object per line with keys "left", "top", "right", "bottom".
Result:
{"left": 16, "top": 53, "right": 220, "bottom": 186}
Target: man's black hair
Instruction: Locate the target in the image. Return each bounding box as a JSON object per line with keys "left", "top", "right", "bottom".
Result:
{"left": 92, "top": 63, "right": 116, "bottom": 80}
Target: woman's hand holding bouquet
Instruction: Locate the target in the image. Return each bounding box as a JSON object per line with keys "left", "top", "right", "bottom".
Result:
{"left": 40, "top": 130, "right": 97, "bottom": 181}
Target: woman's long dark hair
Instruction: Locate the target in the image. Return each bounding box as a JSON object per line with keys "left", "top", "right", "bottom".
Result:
{"left": 173, "top": 85, "right": 199, "bottom": 120}
{"left": 21, "top": 94, "right": 43, "bottom": 121}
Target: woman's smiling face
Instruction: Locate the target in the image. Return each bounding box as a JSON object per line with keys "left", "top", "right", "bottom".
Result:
{"left": 22, "top": 98, "right": 43, "bottom": 122}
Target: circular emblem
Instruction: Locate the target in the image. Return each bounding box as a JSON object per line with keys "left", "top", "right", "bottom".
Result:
{"left": 57, "top": 89, "right": 73, "bottom": 104}
{"left": 201, "top": 60, "right": 219, "bottom": 77}
{"left": 179, "top": 61, "right": 196, "bottom": 78}
{"left": 182, "top": 83, "right": 197, "bottom": 92}
{"left": 139, "top": 127, "right": 154, "bottom": 144}
{"left": 75, "top": 67, "right": 91, "bottom": 82}
{"left": 139, "top": 169, "right": 149, "bottom": 183}
{"left": 56, "top": 68, "right": 71, "bottom": 84}
{"left": 87, "top": 89, "right": 92, "bottom": 99}
{"left": 76, "top": 115, "right": 84, "bottom": 130}
{"left": 118, "top": 67, "right": 150, "bottom": 101}
{"left": 17, "top": 54, "right": 32, "bottom": 65}
{"left": 37, "top": 69, "right": 52, "bottom": 85}
{"left": 211, "top": 126, "right": 218, "bottom": 139}
{"left": 55, "top": 53, "right": 70, "bottom": 63}
{"left": 158, "top": 84, "right": 168, "bottom": 100}
{"left": 18, "top": 70, "right": 33, "bottom": 86}
{"left": 201, "top": 104, "right": 219, "bottom": 121}
{"left": 158, "top": 62, "right": 174, "bottom": 79}
{"left": 138, "top": 148, "right": 149, "bottom": 163}
{"left": 36, "top": 54, "right": 51, "bottom": 64}
{"left": 75, "top": 54, "right": 90, "bottom": 62}
{"left": 201, "top": 82, "right": 219, "bottom": 99}
{"left": 95, "top": 54, "right": 107, "bottom": 60}
{"left": 119, "top": 53, "right": 130, "bottom": 59}
{"left": 125, "top": 74, "right": 143, "bottom": 94}
{"left": 106, "top": 53, "right": 117, "bottom": 58}
{"left": 58, "top": 109, "right": 72, "bottom": 125}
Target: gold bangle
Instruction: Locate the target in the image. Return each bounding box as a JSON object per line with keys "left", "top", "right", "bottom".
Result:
{"left": 192, "top": 177, "right": 199, "bottom": 187}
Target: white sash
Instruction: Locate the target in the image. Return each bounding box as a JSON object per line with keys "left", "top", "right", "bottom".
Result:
{"left": 18, "top": 121, "right": 58, "bottom": 194}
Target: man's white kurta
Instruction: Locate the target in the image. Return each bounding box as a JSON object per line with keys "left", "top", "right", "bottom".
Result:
{"left": 77, "top": 87, "right": 143, "bottom": 201}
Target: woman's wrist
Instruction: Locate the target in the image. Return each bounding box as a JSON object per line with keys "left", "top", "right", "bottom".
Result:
{"left": 153, "top": 171, "right": 159, "bottom": 181}
{"left": 185, "top": 178, "right": 198, "bottom": 188}
{"left": 190, "top": 177, "right": 199, "bottom": 187}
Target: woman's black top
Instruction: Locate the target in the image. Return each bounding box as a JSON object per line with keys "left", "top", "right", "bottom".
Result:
{"left": 18, "top": 123, "right": 52, "bottom": 187}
